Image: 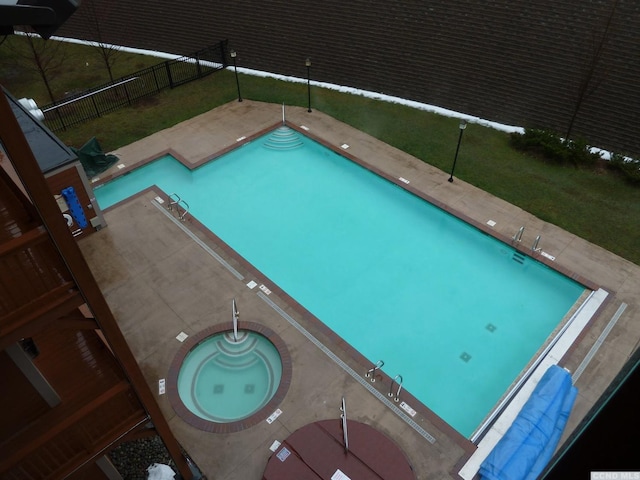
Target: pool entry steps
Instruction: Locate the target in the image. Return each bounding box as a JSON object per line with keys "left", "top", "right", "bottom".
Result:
{"left": 263, "top": 126, "right": 304, "bottom": 150}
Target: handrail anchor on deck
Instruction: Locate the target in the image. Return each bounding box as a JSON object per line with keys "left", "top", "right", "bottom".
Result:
{"left": 365, "top": 360, "right": 384, "bottom": 382}
{"left": 388, "top": 374, "right": 404, "bottom": 402}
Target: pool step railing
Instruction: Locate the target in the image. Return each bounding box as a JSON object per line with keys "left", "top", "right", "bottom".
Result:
{"left": 388, "top": 374, "right": 404, "bottom": 402}
{"left": 167, "top": 193, "right": 190, "bottom": 221}
{"left": 168, "top": 193, "right": 181, "bottom": 210}
{"left": 532, "top": 235, "right": 542, "bottom": 253}
{"left": 365, "top": 360, "right": 384, "bottom": 382}
{"left": 512, "top": 226, "right": 525, "bottom": 244}
{"left": 340, "top": 396, "right": 349, "bottom": 453}
{"left": 232, "top": 298, "right": 240, "bottom": 342}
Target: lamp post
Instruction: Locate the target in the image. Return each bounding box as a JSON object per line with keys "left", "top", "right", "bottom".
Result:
{"left": 230, "top": 50, "right": 242, "bottom": 102}
{"left": 305, "top": 58, "right": 312, "bottom": 113}
{"left": 448, "top": 119, "right": 467, "bottom": 182}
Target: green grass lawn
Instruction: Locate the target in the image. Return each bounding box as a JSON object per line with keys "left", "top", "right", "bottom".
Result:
{"left": 1, "top": 37, "right": 638, "bottom": 265}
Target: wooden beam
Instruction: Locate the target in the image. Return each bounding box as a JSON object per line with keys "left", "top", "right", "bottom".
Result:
{"left": 0, "top": 288, "right": 85, "bottom": 350}
{"left": 0, "top": 88, "right": 193, "bottom": 480}
{"left": 0, "top": 226, "right": 47, "bottom": 257}
{"left": 0, "top": 380, "right": 130, "bottom": 472}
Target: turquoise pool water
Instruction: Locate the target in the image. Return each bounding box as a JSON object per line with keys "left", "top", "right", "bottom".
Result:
{"left": 178, "top": 332, "right": 282, "bottom": 422}
{"left": 96, "top": 127, "right": 585, "bottom": 436}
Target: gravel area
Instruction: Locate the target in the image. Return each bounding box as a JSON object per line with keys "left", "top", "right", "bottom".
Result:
{"left": 109, "top": 436, "right": 178, "bottom": 480}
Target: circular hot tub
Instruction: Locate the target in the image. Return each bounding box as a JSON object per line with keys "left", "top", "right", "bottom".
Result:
{"left": 168, "top": 322, "right": 291, "bottom": 432}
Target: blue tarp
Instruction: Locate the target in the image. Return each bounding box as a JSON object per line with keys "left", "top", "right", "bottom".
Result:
{"left": 479, "top": 365, "right": 578, "bottom": 480}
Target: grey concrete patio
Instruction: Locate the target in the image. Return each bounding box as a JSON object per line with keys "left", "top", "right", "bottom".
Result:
{"left": 79, "top": 100, "right": 640, "bottom": 479}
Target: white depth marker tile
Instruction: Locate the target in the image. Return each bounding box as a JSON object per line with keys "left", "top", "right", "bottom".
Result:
{"left": 269, "top": 440, "right": 281, "bottom": 452}
{"left": 266, "top": 408, "right": 282, "bottom": 424}
{"left": 176, "top": 331, "right": 188, "bottom": 342}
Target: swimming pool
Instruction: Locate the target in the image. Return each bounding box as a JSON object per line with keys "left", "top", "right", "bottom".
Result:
{"left": 95, "top": 126, "right": 586, "bottom": 436}
{"left": 177, "top": 331, "right": 282, "bottom": 423}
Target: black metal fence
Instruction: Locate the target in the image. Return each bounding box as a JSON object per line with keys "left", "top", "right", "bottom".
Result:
{"left": 41, "top": 40, "right": 228, "bottom": 132}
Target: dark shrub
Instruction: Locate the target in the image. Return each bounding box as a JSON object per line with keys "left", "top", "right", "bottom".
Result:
{"left": 608, "top": 152, "right": 640, "bottom": 184}
{"left": 510, "top": 128, "right": 601, "bottom": 166}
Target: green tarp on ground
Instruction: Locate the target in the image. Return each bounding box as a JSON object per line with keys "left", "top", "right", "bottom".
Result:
{"left": 71, "top": 137, "right": 118, "bottom": 178}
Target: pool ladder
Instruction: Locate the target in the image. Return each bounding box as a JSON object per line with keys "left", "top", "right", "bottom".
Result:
{"left": 365, "top": 360, "right": 384, "bottom": 382}
{"left": 388, "top": 374, "right": 404, "bottom": 402}
{"left": 168, "top": 193, "right": 190, "bottom": 221}
{"left": 532, "top": 235, "right": 542, "bottom": 254}
{"left": 512, "top": 226, "right": 525, "bottom": 244}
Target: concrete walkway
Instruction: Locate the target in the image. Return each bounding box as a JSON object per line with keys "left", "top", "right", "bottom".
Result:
{"left": 80, "top": 100, "right": 640, "bottom": 480}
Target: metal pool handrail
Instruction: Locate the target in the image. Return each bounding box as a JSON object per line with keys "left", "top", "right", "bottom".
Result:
{"left": 532, "top": 235, "right": 542, "bottom": 253}
{"left": 512, "top": 226, "right": 525, "bottom": 243}
{"left": 365, "top": 360, "right": 385, "bottom": 382}
{"left": 389, "top": 374, "right": 404, "bottom": 402}
{"left": 232, "top": 298, "right": 239, "bottom": 342}
{"left": 340, "top": 396, "right": 349, "bottom": 453}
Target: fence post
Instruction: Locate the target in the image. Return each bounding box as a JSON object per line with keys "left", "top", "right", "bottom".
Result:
{"left": 91, "top": 96, "right": 101, "bottom": 118}
{"left": 196, "top": 52, "right": 202, "bottom": 78}
{"left": 152, "top": 66, "right": 161, "bottom": 92}
{"left": 165, "top": 61, "right": 174, "bottom": 89}
{"left": 55, "top": 108, "right": 66, "bottom": 131}
{"left": 221, "top": 39, "right": 229, "bottom": 68}
{"left": 123, "top": 82, "right": 131, "bottom": 105}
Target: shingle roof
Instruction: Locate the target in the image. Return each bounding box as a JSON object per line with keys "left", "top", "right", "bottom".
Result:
{"left": 4, "top": 87, "right": 76, "bottom": 173}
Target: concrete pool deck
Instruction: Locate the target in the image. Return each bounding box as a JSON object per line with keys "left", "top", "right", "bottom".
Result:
{"left": 80, "top": 100, "right": 640, "bottom": 479}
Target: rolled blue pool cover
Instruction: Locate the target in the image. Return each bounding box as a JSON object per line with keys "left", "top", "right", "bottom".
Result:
{"left": 478, "top": 364, "right": 578, "bottom": 480}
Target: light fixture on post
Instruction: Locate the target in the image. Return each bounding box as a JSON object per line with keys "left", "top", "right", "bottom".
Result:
{"left": 230, "top": 49, "right": 242, "bottom": 102}
{"left": 448, "top": 119, "right": 467, "bottom": 182}
{"left": 305, "top": 58, "right": 312, "bottom": 113}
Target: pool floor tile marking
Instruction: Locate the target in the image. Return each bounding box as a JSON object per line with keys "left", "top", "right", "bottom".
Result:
{"left": 486, "top": 220, "right": 497, "bottom": 227}
{"left": 399, "top": 401, "right": 417, "bottom": 417}
{"left": 486, "top": 323, "right": 497, "bottom": 332}
{"left": 266, "top": 408, "right": 283, "bottom": 424}
{"left": 269, "top": 440, "right": 281, "bottom": 452}
{"left": 572, "top": 302, "right": 627, "bottom": 383}
{"left": 154, "top": 196, "right": 165, "bottom": 204}
{"left": 399, "top": 177, "right": 410, "bottom": 184}
{"left": 247, "top": 280, "right": 258, "bottom": 289}
{"left": 176, "top": 332, "right": 189, "bottom": 342}
{"left": 158, "top": 379, "right": 166, "bottom": 395}
{"left": 152, "top": 199, "right": 244, "bottom": 280}
{"left": 460, "top": 352, "right": 472, "bottom": 362}
{"left": 257, "top": 291, "right": 437, "bottom": 444}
